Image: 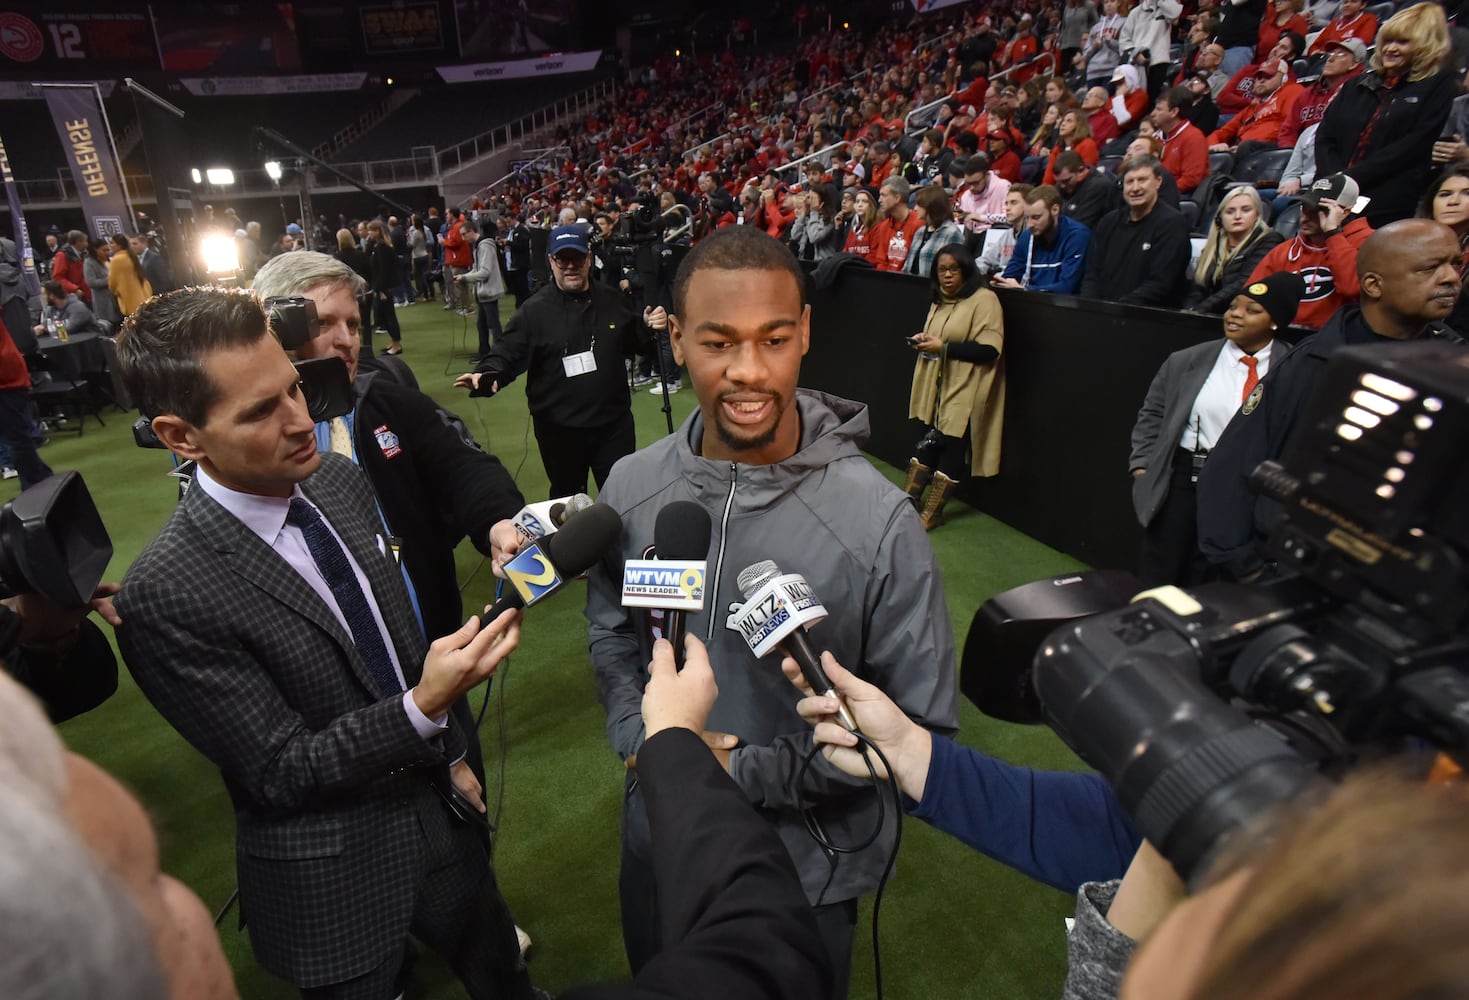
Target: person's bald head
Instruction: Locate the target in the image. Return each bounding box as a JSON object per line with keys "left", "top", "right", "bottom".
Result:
{"left": 1357, "top": 219, "right": 1463, "bottom": 336}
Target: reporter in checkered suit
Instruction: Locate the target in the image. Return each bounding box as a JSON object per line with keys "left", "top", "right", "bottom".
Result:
{"left": 113, "top": 287, "right": 535, "bottom": 1000}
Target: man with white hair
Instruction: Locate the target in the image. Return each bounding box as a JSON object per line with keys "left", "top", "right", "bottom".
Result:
{"left": 0, "top": 671, "right": 237, "bottom": 1000}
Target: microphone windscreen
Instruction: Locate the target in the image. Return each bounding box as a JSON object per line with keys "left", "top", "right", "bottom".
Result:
{"left": 543, "top": 503, "right": 623, "bottom": 575}
{"left": 737, "top": 559, "right": 781, "bottom": 599}
{"left": 549, "top": 502, "right": 568, "bottom": 525}
{"left": 654, "top": 500, "right": 712, "bottom": 560}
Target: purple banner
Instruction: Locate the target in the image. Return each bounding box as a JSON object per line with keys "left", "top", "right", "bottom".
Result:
{"left": 0, "top": 130, "right": 41, "bottom": 297}
{"left": 38, "top": 83, "right": 131, "bottom": 239}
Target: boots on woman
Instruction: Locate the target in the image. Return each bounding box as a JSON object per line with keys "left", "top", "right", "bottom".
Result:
{"left": 903, "top": 458, "right": 933, "bottom": 507}
{"left": 920, "top": 472, "right": 959, "bottom": 531}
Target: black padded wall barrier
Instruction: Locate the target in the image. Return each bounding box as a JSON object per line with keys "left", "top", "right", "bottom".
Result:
{"left": 801, "top": 267, "right": 1221, "bottom": 570}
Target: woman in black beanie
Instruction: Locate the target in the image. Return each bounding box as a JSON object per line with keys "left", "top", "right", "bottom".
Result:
{"left": 1128, "top": 271, "right": 1306, "bottom": 585}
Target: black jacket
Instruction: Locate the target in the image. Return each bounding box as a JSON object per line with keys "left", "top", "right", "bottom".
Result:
{"left": 475, "top": 282, "right": 649, "bottom": 428}
{"left": 349, "top": 368, "right": 524, "bottom": 641}
{"left": 1184, "top": 228, "right": 1284, "bottom": 313}
{"left": 1079, "top": 202, "right": 1190, "bottom": 307}
{"left": 1197, "top": 306, "right": 1464, "bottom": 577}
{"left": 506, "top": 223, "right": 532, "bottom": 270}
{"left": 365, "top": 239, "right": 398, "bottom": 295}
{"left": 1061, "top": 169, "right": 1121, "bottom": 231}
{"left": 1185, "top": 93, "right": 1220, "bottom": 135}
{"left": 335, "top": 247, "right": 372, "bottom": 284}
{"left": 1315, "top": 69, "right": 1457, "bottom": 227}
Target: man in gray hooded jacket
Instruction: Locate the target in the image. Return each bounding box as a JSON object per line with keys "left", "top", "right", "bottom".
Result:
{"left": 585, "top": 226, "right": 959, "bottom": 998}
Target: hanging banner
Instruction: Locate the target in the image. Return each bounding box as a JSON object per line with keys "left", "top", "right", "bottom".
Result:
{"left": 178, "top": 72, "right": 369, "bottom": 96}
{"left": 435, "top": 49, "right": 602, "bottom": 84}
{"left": 0, "top": 130, "right": 42, "bottom": 297}
{"left": 37, "top": 84, "right": 131, "bottom": 239}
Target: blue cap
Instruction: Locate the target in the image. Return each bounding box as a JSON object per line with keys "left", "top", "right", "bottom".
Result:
{"left": 548, "top": 224, "right": 590, "bottom": 256}
{"left": 285, "top": 223, "right": 303, "bottom": 235}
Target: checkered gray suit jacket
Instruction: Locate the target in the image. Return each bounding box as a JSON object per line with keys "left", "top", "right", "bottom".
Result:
{"left": 117, "top": 452, "right": 468, "bottom": 987}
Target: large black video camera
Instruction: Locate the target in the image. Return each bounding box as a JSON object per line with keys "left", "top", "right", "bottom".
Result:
{"left": 609, "top": 193, "right": 663, "bottom": 258}
{"left": 966, "top": 342, "right": 1469, "bottom": 880}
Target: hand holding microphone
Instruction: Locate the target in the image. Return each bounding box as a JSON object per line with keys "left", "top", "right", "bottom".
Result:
{"left": 485, "top": 502, "right": 622, "bottom": 622}
{"left": 781, "top": 653, "right": 934, "bottom": 802}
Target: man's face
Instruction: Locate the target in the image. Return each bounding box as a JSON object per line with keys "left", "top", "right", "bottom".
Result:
{"left": 596, "top": 216, "right": 614, "bottom": 238}
{"left": 549, "top": 250, "right": 591, "bottom": 293}
{"left": 1254, "top": 65, "right": 1284, "bottom": 97}
{"left": 1055, "top": 165, "right": 1084, "bottom": 195}
{"left": 966, "top": 168, "right": 989, "bottom": 191}
{"left": 1268, "top": 36, "right": 1294, "bottom": 61}
{"left": 1186, "top": 75, "right": 1211, "bottom": 100}
{"left": 1153, "top": 98, "right": 1178, "bottom": 128}
{"left": 46, "top": 290, "right": 65, "bottom": 308}
{"left": 1081, "top": 87, "right": 1106, "bottom": 112}
{"left": 1323, "top": 47, "right": 1358, "bottom": 79}
{"left": 879, "top": 186, "right": 903, "bottom": 217}
{"left": 670, "top": 266, "right": 810, "bottom": 466}
{"left": 1025, "top": 199, "right": 1058, "bottom": 241}
{"left": 173, "top": 334, "right": 320, "bottom": 498}
{"left": 45, "top": 234, "right": 58, "bottom": 250}
{"left": 1123, "top": 167, "right": 1161, "bottom": 213}
{"left": 293, "top": 282, "right": 362, "bottom": 381}
{"left": 1369, "top": 227, "right": 1463, "bottom": 324}
{"left": 1199, "top": 45, "right": 1223, "bottom": 70}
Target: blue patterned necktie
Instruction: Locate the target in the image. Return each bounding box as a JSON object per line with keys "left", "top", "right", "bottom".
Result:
{"left": 285, "top": 498, "right": 401, "bottom": 698}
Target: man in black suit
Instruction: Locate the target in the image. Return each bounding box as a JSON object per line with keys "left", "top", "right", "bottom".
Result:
{"left": 113, "top": 287, "right": 535, "bottom": 1000}
{"left": 501, "top": 213, "right": 533, "bottom": 308}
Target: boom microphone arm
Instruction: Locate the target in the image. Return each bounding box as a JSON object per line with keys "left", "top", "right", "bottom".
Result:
{"left": 251, "top": 125, "right": 415, "bottom": 218}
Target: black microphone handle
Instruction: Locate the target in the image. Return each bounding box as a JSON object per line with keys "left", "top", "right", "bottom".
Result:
{"left": 486, "top": 591, "right": 525, "bottom": 624}
{"left": 667, "top": 610, "right": 687, "bottom": 670}
{"left": 780, "top": 628, "right": 859, "bottom": 732}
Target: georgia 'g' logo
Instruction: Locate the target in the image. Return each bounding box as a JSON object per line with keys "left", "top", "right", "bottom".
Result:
{"left": 1298, "top": 265, "right": 1336, "bottom": 302}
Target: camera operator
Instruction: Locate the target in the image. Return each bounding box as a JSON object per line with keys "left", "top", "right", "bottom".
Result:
{"left": 1, "top": 581, "right": 122, "bottom": 723}
{"left": 454, "top": 225, "right": 668, "bottom": 499}
{"left": 1198, "top": 219, "right": 1466, "bottom": 580}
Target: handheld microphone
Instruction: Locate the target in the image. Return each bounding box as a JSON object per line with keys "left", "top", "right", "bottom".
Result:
{"left": 620, "top": 501, "right": 712, "bottom": 669}
{"left": 513, "top": 492, "right": 594, "bottom": 541}
{"left": 731, "top": 560, "right": 858, "bottom": 732}
{"left": 488, "top": 503, "right": 622, "bottom": 622}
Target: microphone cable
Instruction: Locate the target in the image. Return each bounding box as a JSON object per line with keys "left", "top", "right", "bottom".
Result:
{"left": 793, "top": 732, "right": 904, "bottom": 1000}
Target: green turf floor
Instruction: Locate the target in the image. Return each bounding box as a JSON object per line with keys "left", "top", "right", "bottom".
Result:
{"left": 32, "top": 298, "right": 1092, "bottom": 999}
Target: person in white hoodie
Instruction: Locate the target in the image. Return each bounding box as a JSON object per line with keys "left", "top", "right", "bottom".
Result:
{"left": 1119, "top": 0, "right": 1182, "bottom": 98}
{"left": 457, "top": 218, "right": 506, "bottom": 360}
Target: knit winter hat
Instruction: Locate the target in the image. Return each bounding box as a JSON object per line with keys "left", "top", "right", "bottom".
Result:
{"left": 1241, "top": 272, "right": 1306, "bottom": 329}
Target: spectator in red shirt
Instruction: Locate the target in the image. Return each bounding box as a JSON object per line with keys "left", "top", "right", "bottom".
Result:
{"left": 1081, "top": 86, "right": 1121, "bottom": 144}
{"left": 1208, "top": 59, "right": 1304, "bottom": 155}
{"left": 51, "top": 231, "right": 91, "bottom": 305}
{"left": 1218, "top": 32, "right": 1307, "bottom": 117}
{"left": 842, "top": 188, "right": 880, "bottom": 258}
{"left": 1257, "top": 0, "right": 1310, "bottom": 62}
{"left": 984, "top": 130, "right": 1022, "bottom": 183}
{"left": 1277, "top": 38, "right": 1366, "bottom": 150}
{"left": 1247, "top": 173, "right": 1374, "bottom": 328}
{"left": 1153, "top": 87, "right": 1211, "bottom": 193}
{"left": 1108, "top": 65, "right": 1150, "bottom": 131}
{"left": 1307, "top": 0, "right": 1378, "bottom": 55}
{"left": 869, "top": 177, "right": 924, "bottom": 272}
{"left": 1042, "top": 110, "right": 1100, "bottom": 184}
{"left": 753, "top": 184, "right": 795, "bottom": 240}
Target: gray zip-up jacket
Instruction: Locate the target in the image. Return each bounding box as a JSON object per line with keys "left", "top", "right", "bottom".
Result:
{"left": 585, "top": 389, "right": 960, "bottom": 903}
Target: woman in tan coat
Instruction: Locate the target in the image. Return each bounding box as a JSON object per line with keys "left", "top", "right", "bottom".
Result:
{"left": 107, "top": 233, "right": 152, "bottom": 318}
{"left": 904, "top": 242, "right": 1006, "bottom": 530}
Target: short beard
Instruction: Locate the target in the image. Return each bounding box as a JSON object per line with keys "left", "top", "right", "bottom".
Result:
{"left": 712, "top": 393, "right": 788, "bottom": 454}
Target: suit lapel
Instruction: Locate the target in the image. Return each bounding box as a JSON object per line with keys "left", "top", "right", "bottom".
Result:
{"left": 1163, "top": 340, "right": 1224, "bottom": 448}
{"left": 183, "top": 479, "right": 384, "bottom": 700}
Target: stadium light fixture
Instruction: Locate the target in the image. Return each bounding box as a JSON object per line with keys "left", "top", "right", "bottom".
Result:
{"left": 205, "top": 167, "right": 236, "bottom": 186}
{"left": 190, "top": 167, "right": 203, "bottom": 184}
{"left": 264, "top": 160, "right": 283, "bottom": 181}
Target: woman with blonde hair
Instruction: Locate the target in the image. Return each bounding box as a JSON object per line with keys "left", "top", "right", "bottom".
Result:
{"left": 1315, "top": 2, "right": 1457, "bottom": 227}
{"left": 1184, "top": 186, "right": 1283, "bottom": 313}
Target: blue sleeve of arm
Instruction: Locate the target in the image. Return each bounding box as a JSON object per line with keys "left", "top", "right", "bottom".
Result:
{"left": 1057, "top": 226, "right": 1091, "bottom": 294}
{"left": 907, "top": 732, "right": 1141, "bottom": 894}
